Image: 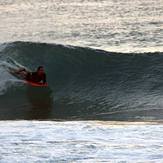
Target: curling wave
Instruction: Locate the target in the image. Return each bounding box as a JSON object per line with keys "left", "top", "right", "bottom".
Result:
{"left": 0, "top": 41, "right": 163, "bottom": 121}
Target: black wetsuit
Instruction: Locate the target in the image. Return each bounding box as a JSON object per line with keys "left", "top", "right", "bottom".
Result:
{"left": 26, "top": 72, "right": 46, "bottom": 84}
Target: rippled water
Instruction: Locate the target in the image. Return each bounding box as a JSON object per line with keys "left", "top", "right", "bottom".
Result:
{"left": 0, "top": 121, "right": 163, "bottom": 162}
{"left": 0, "top": 0, "right": 163, "bottom": 52}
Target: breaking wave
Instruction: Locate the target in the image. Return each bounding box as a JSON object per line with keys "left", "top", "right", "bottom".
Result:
{"left": 0, "top": 41, "right": 163, "bottom": 121}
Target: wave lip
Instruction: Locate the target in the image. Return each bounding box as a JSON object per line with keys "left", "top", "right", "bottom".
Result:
{"left": 0, "top": 41, "right": 163, "bottom": 121}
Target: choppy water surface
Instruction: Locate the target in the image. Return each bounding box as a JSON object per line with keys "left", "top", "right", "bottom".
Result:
{"left": 0, "top": 121, "right": 163, "bottom": 163}
{"left": 0, "top": 0, "right": 163, "bottom": 52}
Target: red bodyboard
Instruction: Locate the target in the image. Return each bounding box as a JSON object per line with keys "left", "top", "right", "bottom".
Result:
{"left": 26, "top": 80, "right": 48, "bottom": 87}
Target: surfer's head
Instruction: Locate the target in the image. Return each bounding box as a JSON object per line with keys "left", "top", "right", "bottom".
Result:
{"left": 37, "top": 66, "right": 45, "bottom": 75}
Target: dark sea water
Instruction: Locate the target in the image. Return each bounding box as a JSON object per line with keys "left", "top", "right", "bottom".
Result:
{"left": 1, "top": 42, "right": 163, "bottom": 121}
{"left": 1, "top": 0, "right": 163, "bottom": 162}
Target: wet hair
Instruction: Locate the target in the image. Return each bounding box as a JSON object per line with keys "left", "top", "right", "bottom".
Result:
{"left": 37, "top": 66, "right": 44, "bottom": 71}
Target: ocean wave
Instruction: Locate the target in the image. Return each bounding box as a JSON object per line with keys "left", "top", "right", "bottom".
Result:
{"left": 0, "top": 41, "right": 163, "bottom": 121}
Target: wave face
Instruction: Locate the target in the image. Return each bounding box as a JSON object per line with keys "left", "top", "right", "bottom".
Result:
{"left": 0, "top": 41, "right": 163, "bottom": 121}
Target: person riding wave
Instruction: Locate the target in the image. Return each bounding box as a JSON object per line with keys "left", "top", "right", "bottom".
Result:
{"left": 15, "top": 66, "right": 47, "bottom": 84}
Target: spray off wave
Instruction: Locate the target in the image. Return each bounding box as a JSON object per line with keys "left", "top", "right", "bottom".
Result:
{"left": 0, "top": 41, "right": 163, "bottom": 121}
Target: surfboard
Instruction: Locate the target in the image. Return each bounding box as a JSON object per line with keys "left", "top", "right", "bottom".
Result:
{"left": 26, "top": 80, "right": 48, "bottom": 87}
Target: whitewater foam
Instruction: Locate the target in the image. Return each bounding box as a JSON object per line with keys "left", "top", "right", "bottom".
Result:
{"left": 0, "top": 121, "right": 163, "bottom": 162}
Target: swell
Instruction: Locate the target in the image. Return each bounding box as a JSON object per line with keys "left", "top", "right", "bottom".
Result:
{"left": 0, "top": 41, "right": 163, "bottom": 121}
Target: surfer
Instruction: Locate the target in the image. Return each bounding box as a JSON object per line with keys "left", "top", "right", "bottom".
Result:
{"left": 15, "top": 66, "right": 47, "bottom": 84}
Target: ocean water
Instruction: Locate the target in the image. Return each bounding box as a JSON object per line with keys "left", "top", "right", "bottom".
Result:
{"left": 0, "top": 0, "right": 163, "bottom": 162}
{"left": 1, "top": 121, "right": 163, "bottom": 163}
{"left": 0, "top": 0, "right": 163, "bottom": 52}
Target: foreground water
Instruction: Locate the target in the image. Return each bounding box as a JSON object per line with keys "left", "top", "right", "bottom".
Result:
{"left": 0, "top": 121, "right": 163, "bottom": 163}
